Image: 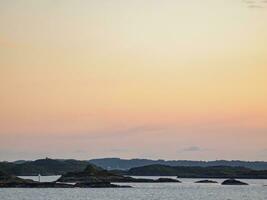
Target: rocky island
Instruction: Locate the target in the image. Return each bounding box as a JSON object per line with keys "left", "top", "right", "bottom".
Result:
{"left": 195, "top": 180, "right": 218, "bottom": 183}
{"left": 0, "top": 170, "right": 73, "bottom": 188}
{"left": 221, "top": 179, "right": 248, "bottom": 185}
{"left": 0, "top": 170, "right": 129, "bottom": 188}
{"left": 57, "top": 164, "right": 180, "bottom": 183}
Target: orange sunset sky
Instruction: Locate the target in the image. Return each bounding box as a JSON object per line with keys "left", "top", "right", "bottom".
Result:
{"left": 0, "top": 0, "right": 267, "bottom": 161}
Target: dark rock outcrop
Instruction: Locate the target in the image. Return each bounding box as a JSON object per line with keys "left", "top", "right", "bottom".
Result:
{"left": 221, "top": 179, "right": 248, "bottom": 185}
{"left": 75, "top": 182, "right": 131, "bottom": 188}
{"left": 195, "top": 180, "right": 218, "bottom": 183}
{"left": 155, "top": 178, "right": 181, "bottom": 183}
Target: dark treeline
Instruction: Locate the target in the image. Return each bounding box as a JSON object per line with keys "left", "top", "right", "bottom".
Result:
{"left": 125, "top": 164, "right": 267, "bottom": 179}
{"left": 89, "top": 158, "right": 267, "bottom": 170}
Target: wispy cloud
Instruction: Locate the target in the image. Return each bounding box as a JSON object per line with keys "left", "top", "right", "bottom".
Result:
{"left": 125, "top": 125, "right": 167, "bottom": 134}
{"left": 179, "top": 146, "right": 211, "bottom": 153}
{"left": 183, "top": 146, "right": 202, "bottom": 152}
{"left": 109, "top": 148, "right": 130, "bottom": 153}
{"left": 260, "top": 148, "right": 267, "bottom": 154}
{"left": 242, "top": 0, "right": 267, "bottom": 8}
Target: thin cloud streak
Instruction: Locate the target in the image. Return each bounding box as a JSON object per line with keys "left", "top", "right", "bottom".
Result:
{"left": 242, "top": 0, "right": 267, "bottom": 8}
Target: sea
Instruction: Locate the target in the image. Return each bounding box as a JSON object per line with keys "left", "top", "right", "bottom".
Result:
{"left": 0, "top": 176, "right": 266, "bottom": 200}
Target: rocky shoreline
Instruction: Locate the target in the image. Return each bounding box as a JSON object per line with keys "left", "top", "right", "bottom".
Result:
{"left": 0, "top": 170, "right": 130, "bottom": 188}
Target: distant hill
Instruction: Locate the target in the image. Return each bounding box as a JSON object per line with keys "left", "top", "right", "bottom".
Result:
{"left": 1, "top": 158, "right": 267, "bottom": 176}
{"left": 89, "top": 158, "right": 267, "bottom": 170}
{"left": 0, "top": 158, "right": 89, "bottom": 176}
{"left": 126, "top": 164, "right": 267, "bottom": 178}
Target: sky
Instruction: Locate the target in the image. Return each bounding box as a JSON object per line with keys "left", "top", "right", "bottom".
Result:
{"left": 0, "top": 0, "right": 267, "bottom": 161}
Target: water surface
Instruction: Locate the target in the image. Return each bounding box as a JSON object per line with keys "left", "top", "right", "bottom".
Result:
{"left": 1, "top": 177, "right": 266, "bottom": 200}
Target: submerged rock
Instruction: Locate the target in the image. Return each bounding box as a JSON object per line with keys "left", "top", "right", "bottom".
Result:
{"left": 221, "top": 179, "right": 248, "bottom": 185}
{"left": 195, "top": 180, "right": 218, "bottom": 183}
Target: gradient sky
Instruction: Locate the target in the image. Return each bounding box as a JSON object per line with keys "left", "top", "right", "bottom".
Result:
{"left": 1, "top": 0, "right": 267, "bottom": 161}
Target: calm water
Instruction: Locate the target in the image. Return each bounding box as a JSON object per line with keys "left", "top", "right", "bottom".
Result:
{"left": 1, "top": 176, "right": 266, "bottom": 200}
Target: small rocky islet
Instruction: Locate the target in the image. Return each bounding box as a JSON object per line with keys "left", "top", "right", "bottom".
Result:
{"left": 195, "top": 180, "right": 218, "bottom": 183}
{"left": 221, "top": 179, "right": 248, "bottom": 185}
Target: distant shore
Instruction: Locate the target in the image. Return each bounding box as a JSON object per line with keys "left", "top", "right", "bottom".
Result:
{"left": 1, "top": 158, "right": 267, "bottom": 179}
